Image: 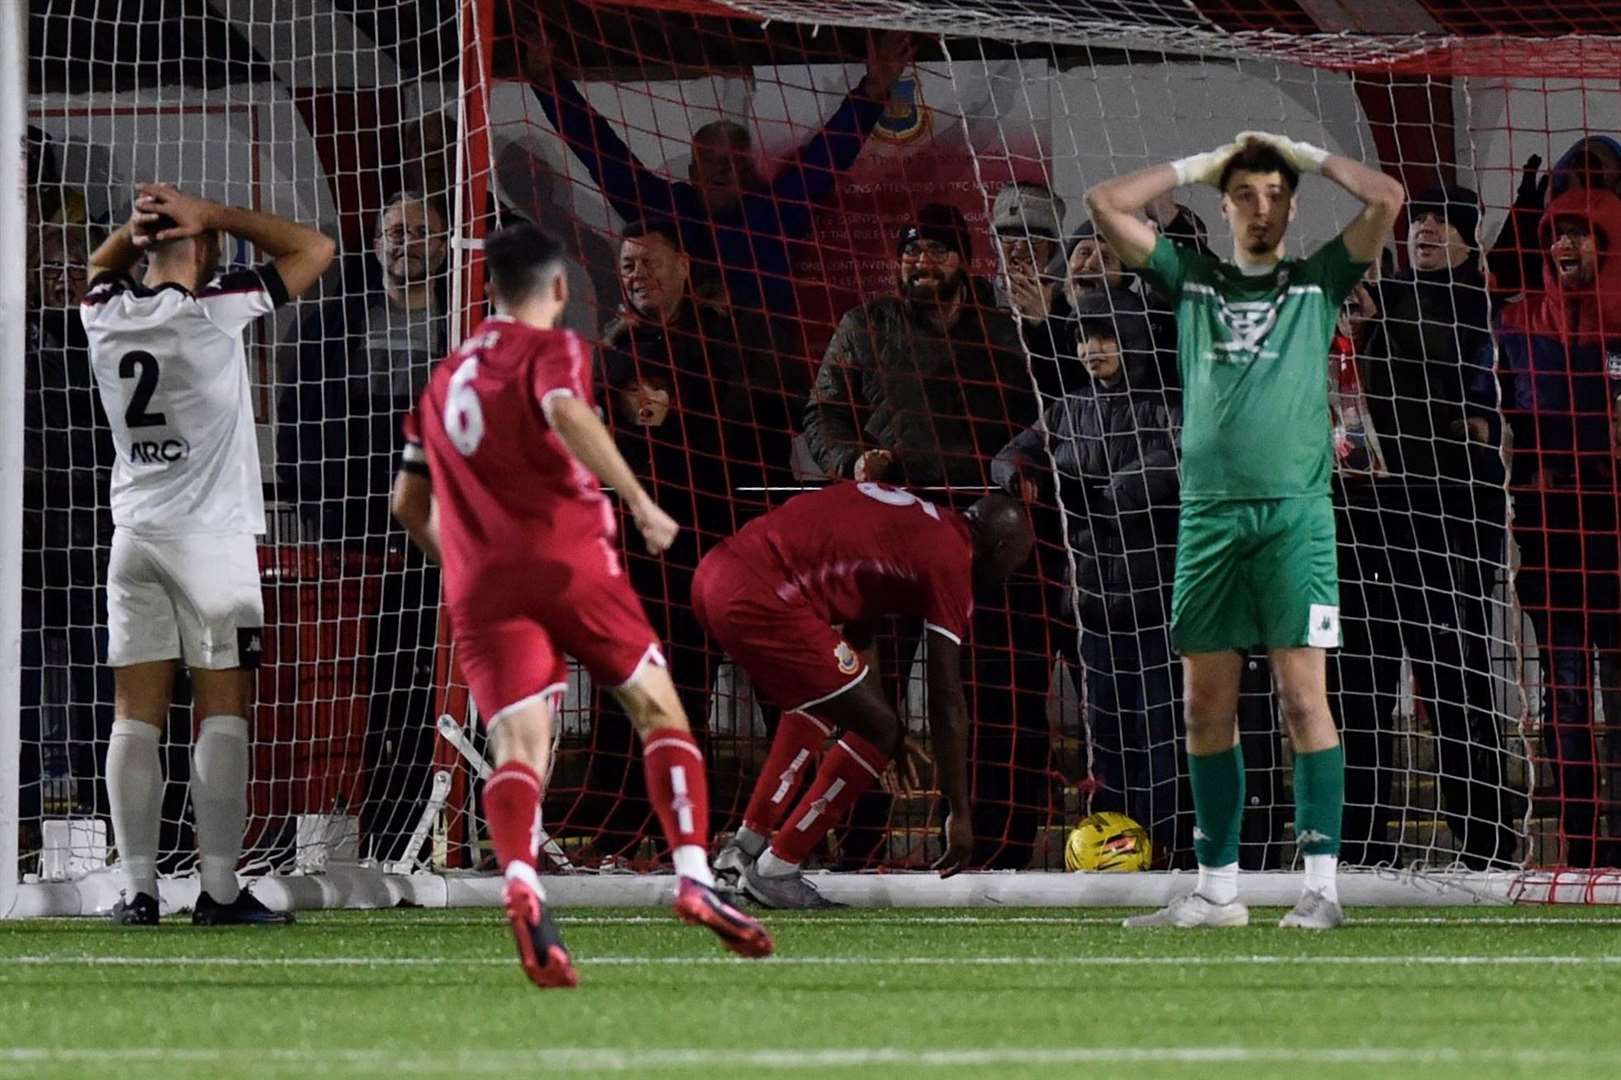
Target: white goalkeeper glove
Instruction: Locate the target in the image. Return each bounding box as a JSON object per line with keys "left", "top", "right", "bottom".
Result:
{"left": 1235, "top": 130, "right": 1331, "bottom": 175}
{"left": 1170, "top": 141, "right": 1243, "bottom": 188}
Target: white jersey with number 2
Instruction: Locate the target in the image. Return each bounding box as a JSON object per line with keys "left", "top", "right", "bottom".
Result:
{"left": 81, "top": 265, "right": 289, "bottom": 537}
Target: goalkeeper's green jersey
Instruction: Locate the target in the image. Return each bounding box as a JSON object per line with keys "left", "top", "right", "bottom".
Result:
{"left": 1136, "top": 233, "right": 1368, "bottom": 503}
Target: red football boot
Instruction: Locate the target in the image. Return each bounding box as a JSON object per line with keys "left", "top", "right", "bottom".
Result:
{"left": 503, "top": 877, "right": 579, "bottom": 989}
{"left": 673, "top": 877, "right": 775, "bottom": 958}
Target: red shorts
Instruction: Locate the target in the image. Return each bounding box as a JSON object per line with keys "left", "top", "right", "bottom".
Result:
{"left": 449, "top": 550, "right": 664, "bottom": 728}
{"left": 691, "top": 541, "right": 869, "bottom": 713}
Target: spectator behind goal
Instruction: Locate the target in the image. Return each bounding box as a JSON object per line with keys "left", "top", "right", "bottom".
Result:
{"left": 1329, "top": 185, "right": 1522, "bottom": 868}
{"left": 523, "top": 21, "right": 913, "bottom": 328}
{"left": 994, "top": 299, "right": 1188, "bottom": 865}
{"left": 23, "top": 210, "right": 113, "bottom": 839}
{"left": 275, "top": 190, "right": 452, "bottom": 863}
{"left": 803, "top": 202, "right": 1050, "bottom": 869}
{"left": 1496, "top": 186, "right": 1621, "bottom": 868}
{"left": 81, "top": 184, "right": 334, "bottom": 925}
{"left": 580, "top": 217, "right": 803, "bottom": 854}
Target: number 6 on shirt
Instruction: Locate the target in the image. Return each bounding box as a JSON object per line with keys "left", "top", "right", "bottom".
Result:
{"left": 445, "top": 357, "right": 485, "bottom": 456}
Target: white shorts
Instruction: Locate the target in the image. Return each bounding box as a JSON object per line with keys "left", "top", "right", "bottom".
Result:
{"left": 105, "top": 530, "right": 265, "bottom": 670}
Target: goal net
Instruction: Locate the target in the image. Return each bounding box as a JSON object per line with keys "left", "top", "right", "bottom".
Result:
{"left": 9, "top": 0, "right": 1621, "bottom": 915}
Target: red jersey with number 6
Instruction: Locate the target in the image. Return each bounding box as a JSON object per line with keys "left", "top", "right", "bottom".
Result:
{"left": 402, "top": 316, "right": 618, "bottom": 611}
{"left": 730, "top": 482, "right": 975, "bottom": 643}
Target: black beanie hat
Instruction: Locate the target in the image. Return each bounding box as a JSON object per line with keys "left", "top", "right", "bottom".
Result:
{"left": 896, "top": 202, "right": 973, "bottom": 261}
{"left": 1409, "top": 184, "right": 1482, "bottom": 249}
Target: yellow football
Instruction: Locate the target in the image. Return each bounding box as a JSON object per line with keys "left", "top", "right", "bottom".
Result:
{"left": 1065, "top": 811, "right": 1153, "bottom": 871}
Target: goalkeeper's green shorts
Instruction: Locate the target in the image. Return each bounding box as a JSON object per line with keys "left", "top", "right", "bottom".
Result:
{"left": 1170, "top": 496, "right": 1340, "bottom": 655}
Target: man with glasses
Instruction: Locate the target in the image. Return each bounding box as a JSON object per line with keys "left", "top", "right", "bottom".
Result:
{"left": 279, "top": 191, "right": 450, "bottom": 541}
{"left": 276, "top": 190, "right": 452, "bottom": 865}
{"left": 24, "top": 211, "right": 114, "bottom": 850}
{"left": 798, "top": 203, "right": 1049, "bottom": 871}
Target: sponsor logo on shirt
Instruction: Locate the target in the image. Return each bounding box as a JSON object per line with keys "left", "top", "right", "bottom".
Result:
{"left": 1214, "top": 297, "right": 1285, "bottom": 360}
{"left": 128, "top": 437, "right": 192, "bottom": 464}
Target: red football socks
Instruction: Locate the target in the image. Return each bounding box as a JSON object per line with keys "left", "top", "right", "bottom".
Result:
{"left": 642, "top": 727, "right": 711, "bottom": 854}
{"left": 484, "top": 761, "right": 543, "bottom": 870}
{"left": 769, "top": 731, "right": 890, "bottom": 866}
{"left": 741, "top": 711, "right": 831, "bottom": 835}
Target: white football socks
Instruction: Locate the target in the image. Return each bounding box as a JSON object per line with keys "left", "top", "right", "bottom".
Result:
{"left": 755, "top": 849, "right": 799, "bottom": 878}
{"left": 733, "top": 825, "right": 768, "bottom": 858}
{"left": 107, "top": 718, "right": 162, "bottom": 900}
{"left": 673, "top": 845, "right": 715, "bottom": 886}
{"left": 192, "top": 715, "right": 249, "bottom": 904}
{"left": 504, "top": 859, "right": 546, "bottom": 900}
{"left": 1304, "top": 854, "right": 1339, "bottom": 904}
{"left": 1197, "top": 861, "right": 1239, "bottom": 906}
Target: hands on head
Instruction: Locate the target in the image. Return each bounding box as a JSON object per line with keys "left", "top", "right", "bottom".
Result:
{"left": 129, "top": 184, "right": 216, "bottom": 247}
{"left": 1174, "top": 131, "right": 1329, "bottom": 189}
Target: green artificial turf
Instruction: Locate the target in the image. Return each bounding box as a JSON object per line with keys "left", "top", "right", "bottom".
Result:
{"left": 2, "top": 906, "right": 1618, "bottom": 1078}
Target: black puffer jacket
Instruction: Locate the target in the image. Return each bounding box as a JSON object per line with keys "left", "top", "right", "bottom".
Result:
{"left": 803, "top": 276, "right": 1036, "bottom": 488}
{"left": 602, "top": 298, "right": 808, "bottom": 571}
{"left": 994, "top": 378, "right": 1180, "bottom": 631}
{"left": 1363, "top": 259, "right": 1502, "bottom": 488}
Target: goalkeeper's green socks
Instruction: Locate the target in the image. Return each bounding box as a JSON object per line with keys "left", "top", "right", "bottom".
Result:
{"left": 1189, "top": 744, "right": 1244, "bottom": 904}
{"left": 1294, "top": 743, "right": 1345, "bottom": 903}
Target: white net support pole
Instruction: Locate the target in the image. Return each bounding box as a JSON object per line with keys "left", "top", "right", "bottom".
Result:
{"left": 0, "top": 0, "right": 30, "bottom": 919}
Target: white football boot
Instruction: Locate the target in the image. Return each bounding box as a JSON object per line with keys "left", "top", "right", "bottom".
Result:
{"left": 1278, "top": 889, "right": 1345, "bottom": 930}
{"left": 1122, "top": 892, "right": 1250, "bottom": 928}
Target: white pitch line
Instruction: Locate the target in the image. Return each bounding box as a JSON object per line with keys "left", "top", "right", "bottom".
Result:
{"left": 257, "top": 913, "right": 1621, "bottom": 929}
{"left": 0, "top": 1045, "right": 1611, "bottom": 1073}
{"left": 552, "top": 914, "right": 1621, "bottom": 928}
{"left": 5, "top": 953, "right": 1621, "bottom": 969}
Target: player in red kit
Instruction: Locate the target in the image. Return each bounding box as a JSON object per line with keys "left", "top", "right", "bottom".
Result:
{"left": 693, "top": 482, "right": 1034, "bottom": 907}
{"left": 391, "top": 224, "right": 771, "bottom": 989}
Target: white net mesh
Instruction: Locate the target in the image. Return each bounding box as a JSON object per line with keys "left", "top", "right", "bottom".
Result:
{"left": 13, "top": 0, "right": 1621, "bottom": 909}
{"left": 22, "top": 0, "right": 465, "bottom": 884}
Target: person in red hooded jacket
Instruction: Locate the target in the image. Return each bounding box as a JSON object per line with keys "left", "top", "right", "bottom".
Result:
{"left": 1496, "top": 186, "right": 1621, "bottom": 868}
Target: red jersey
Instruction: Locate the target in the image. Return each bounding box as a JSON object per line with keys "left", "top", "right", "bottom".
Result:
{"left": 403, "top": 317, "right": 617, "bottom": 610}
{"left": 730, "top": 482, "right": 975, "bottom": 642}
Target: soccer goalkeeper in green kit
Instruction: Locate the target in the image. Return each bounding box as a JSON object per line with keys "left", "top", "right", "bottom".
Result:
{"left": 1087, "top": 133, "right": 1403, "bottom": 929}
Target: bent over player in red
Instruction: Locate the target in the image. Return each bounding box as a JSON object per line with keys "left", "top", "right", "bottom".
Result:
{"left": 391, "top": 224, "right": 772, "bottom": 989}
{"left": 694, "top": 483, "right": 1033, "bottom": 907}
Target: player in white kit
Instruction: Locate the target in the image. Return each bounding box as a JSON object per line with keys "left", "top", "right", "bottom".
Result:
{"left": 81, "top": 184, "right": 334, "bottom": 924}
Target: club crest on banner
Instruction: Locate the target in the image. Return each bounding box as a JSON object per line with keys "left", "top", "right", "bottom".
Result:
{"left": 873, "top": 75, "right": 931, "bottom": 145}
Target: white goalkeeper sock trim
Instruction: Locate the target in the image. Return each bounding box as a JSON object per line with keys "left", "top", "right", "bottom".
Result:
{"left": 1304, "top": 854, "right": 1339, "bottom": 904}
{"left": 192, "top": 715, "right": 250, "bottom": 905}
{"left": 107, "top": 718, "right": 163, "bottom": 900}
{"left": 1196, "top": 862, "right": 1240, "bottom": 906}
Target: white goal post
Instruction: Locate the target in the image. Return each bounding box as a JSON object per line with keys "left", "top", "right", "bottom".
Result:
{"left": 2, "top": 0, "right": 31, "bottom": 921}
